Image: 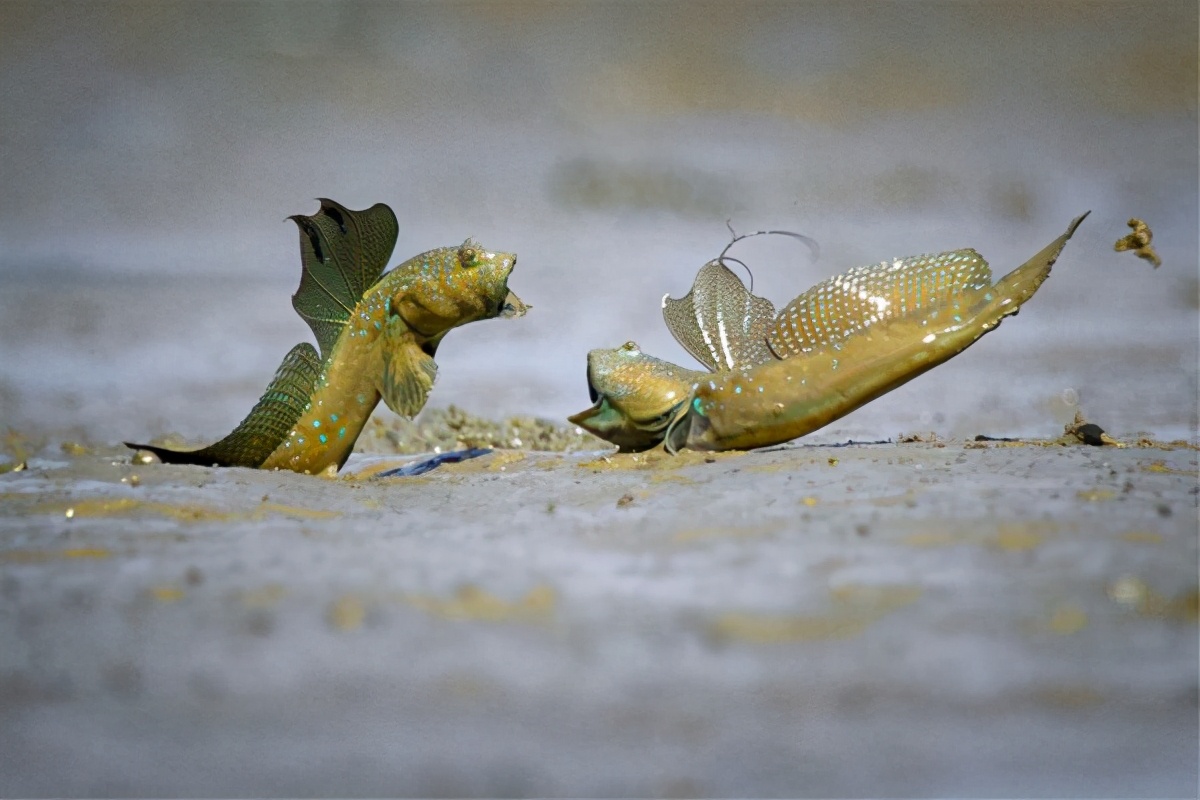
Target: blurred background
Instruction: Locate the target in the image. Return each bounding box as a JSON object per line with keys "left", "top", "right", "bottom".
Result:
{"left": 1, "top": 0, "right": 1196, "bottom": 445}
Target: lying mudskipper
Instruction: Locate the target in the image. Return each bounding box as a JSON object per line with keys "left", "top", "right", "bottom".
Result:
{"left": 128, "top": 199, "right": 527, "bottom": 474}
{"left": 571, "top": 215, "right": 1089, "bottom": 452}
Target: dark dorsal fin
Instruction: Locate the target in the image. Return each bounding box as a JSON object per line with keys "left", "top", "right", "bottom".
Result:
{"left": 289, "top": 199, "right": 398, "bottom": 360}
{"left": 125, "top": 343, "right": 322, "bottom": 467}
{"left": 767, "top": 248, "right": 994, "bottom": 358}
{"left": 661, "top": 260, "right": 777, "bottom": 372}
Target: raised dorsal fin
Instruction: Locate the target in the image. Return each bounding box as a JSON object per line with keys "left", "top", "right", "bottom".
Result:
{"left": 289, "top": 199, "right": 398, "bottom": 360}
{"left": 767, "top": 248, "right": 994, "bottom": 358}
{"left": 126, "top": 342, "right": 322, "bottom": 467}
{"left": 661, "top": 260, "right": 777, "bottom": 372}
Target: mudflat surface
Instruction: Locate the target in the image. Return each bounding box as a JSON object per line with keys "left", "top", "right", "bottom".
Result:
{"left": 1, "top": 441, "right": 1196, "bottom": 796}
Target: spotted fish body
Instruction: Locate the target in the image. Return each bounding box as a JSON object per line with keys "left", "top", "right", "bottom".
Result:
{"left": 668, "top": 214, "right": 1089, "bottom": 451}
{"left": 128, "top": 199, "right": 525, "bottom": 474}
{"left": 571, "top": 215, "right": 1088, "bottom": 453}
{"left": 766, "top": 249, "right": 993, "bottom": 358}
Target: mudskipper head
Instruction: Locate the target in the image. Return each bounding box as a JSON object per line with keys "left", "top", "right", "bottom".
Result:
{"left": 389, "top": 239, "right": 527, "bottom": 339}
{"left": 567, "top": 341, "right": 703, "bottom": 452}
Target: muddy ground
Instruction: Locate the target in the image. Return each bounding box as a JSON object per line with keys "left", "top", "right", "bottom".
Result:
{"left": 1, "top": 436, "right": 1196, "bottom": 796}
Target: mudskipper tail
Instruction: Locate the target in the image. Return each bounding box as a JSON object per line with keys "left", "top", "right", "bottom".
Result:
{"left": 125, "top": 343, "right": 322, "bottom": 467}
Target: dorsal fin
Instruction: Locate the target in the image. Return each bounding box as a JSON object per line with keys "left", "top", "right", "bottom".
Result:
{"left": 126, "top": 342, "right": 322, "bottom": 467}
{"left": 767, "top": 248, "right": 994, "bottom": 358}
{"left": 662, "top": 260, "right": 777, "bottom": 372}
{"left": 289, "top": 199, "right": 398, "bottom": 360}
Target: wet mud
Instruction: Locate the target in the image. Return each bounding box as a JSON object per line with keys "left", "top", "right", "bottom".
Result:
{"left": 1, "top": 433, "right": 1196, "bottom": 796}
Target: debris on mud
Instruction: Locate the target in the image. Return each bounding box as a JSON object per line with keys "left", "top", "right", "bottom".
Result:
{"left": 897, "top": 431, "right": 944, "bottom": 445}
{"left": 356, "top": 405, "right": 605, "bottom": 454}
{"left": 1063, "top": 410, "right": 1124, "bottom": 447}
{"left": 1114, "top": 218, "right": 1161, "bottom": 268}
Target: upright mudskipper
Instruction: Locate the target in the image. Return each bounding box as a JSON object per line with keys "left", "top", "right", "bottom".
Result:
{"left": 128, "top": 199, "right": 527, "bottom": 474}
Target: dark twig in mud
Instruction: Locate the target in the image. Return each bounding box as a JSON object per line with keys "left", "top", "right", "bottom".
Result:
{"left": 374, "top": 448, "right": 494, "bottom": 478}
{"left": 751, "top": 439, "right": 892, "bottom": 454}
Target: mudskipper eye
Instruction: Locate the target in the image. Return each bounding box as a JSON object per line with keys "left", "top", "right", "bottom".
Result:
{"left": 460, "top": 247, "right": 478, "bottom": 266}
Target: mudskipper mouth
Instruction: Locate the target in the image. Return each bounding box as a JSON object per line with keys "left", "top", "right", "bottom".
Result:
{"left": 500, "top": 290, "right": 530, "bottom": 319}
{"left": 586, "top": 368, "right": 599, "bottom": 403}
{"left": 566, "top": 401, "right": 600, "bottom": 428}
{"left": 566, "top": 364, "right": 601, "bottom": 427}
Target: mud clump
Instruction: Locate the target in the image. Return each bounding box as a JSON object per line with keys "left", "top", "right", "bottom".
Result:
{"left": 357, "top": 405, "right": 605, "bottom": 455}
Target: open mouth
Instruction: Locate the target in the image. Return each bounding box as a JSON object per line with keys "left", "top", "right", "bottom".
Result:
{"left": 586, "top": 367, "right": 599, "bottom": 403}
{"left": 499, "top": 290, "right": 530, "bottom": 318}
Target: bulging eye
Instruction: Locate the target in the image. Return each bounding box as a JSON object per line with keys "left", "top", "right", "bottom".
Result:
{"left": 459, "top": 246, "right": 478, "bottom": 267}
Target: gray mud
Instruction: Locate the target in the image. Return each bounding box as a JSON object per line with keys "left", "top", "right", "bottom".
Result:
{"left": 1, "top": 440, "right": 1197, "bottom": 796}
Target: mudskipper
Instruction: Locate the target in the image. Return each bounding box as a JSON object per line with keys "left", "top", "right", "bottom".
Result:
{"left": 570, "top": 214, "right": 1088, "bottom": 452}
{"left": 128, "top": 199, "right": 527, "bottom": 474}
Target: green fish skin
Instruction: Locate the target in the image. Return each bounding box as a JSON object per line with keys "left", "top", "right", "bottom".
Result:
{"left": 570, "top": 214, "right": 1088, "bottom": 453}
{"left": 127, "top": 199, "right": 526, "bottom": 474}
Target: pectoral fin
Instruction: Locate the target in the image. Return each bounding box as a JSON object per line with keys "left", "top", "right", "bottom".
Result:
{"left": 380, "top": 339, "right": 438, "bottom": 418}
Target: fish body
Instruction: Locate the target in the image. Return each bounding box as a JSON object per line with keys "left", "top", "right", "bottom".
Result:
{"left": 572, "top": 215, "right": 1088, "bottom": 453}
{"left": 128, "top": 199, "right": 525, "bottom": 473}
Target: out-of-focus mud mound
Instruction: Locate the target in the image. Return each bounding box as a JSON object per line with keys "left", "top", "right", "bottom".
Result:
{"left": 349, "top": 405, "right": 606, "bottom": 455}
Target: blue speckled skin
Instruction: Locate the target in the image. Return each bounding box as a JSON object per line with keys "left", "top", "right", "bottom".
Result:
{"left": 261, "top": 241, "right": 518, "bottom": 473}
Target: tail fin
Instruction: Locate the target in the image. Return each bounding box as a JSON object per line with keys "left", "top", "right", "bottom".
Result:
{"left": 126, "top": 343, "right": 322, "bottom": 468}
{"left": 990, "top": 212, "right": 1090, "bottom": 307}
